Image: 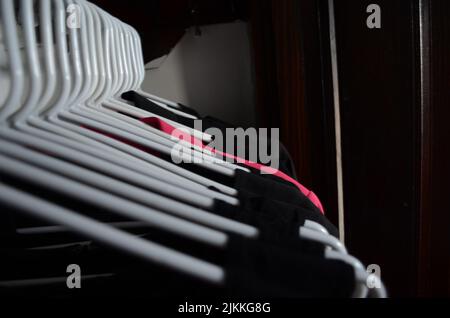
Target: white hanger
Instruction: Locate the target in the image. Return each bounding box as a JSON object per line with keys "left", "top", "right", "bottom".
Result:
{"left": 0, "top": 0, "right": 238, "bottom": 244}
{"left": 325, "top": 250, "right": 387, "bottom": 298}
{"left": 299, "top": 226, "right": 348, "bottom": 254}
{"left": 0, "top": 0, "right": 334, "bottom": 246}
{"left": 101, "top": 7, "right": 205, "bottom": 133}
{"left": 324, "top": 250, "right": 369, "bottom": 298}
{"left": 0, "top": 0, "right": 24, "bottom": 119}
{"left": 0, "top": 1, "right": 256, "bottom": 240}
{"left": 1, "top": 176, "right": 378, "bottom": 296}
{"left": 19, "top": 0, "right": 240, "bottom": 203}
{"left": 78, "top": 2, "right": 249, "bottom": 174}
{"left": 33, "top": 0, "right": 246, "bottom": 191}
{"left": 0, "top": 183, "right": 225, "bottom": 284}
{"left": 54, "top": 1, "right": 234, "bottom": 176}
{"left": 303, "top": 220, "right": 331, "bottom": 235}
{"left": 299, "top": 223, "right": 387, "bottom": 298}
{"left": 0, "top": 0, "right": 259, "bottom": 254}
{"left": 0, "top": 0, "right": 257, "bottom": 241}
{"left": 0, "top": 153, "right": 230, "bottom": 247}
{"left": 0, "top": 0, "right": 230, "bottom": 284}
{"left": 3, "top": 0, "right": 236, "bottom": 207}
{"left": 297, "top": 219, "right": 377, "bottom": 298}
{"left": 0, "top": 138, "right": 258, "bottom": 238}
{"left": 16, "top": 222, "right": 149, "bottom": 235}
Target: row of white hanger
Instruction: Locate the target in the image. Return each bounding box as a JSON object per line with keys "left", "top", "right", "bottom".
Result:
{"left": 0, "top": 0, "right": 386, "bottom": 297}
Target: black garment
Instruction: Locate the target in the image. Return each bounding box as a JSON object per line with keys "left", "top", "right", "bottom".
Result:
{"left": 181, "top": 164, "right": 337, "bottom": 237}
{"left": 234, "top": 169, "right": 315, "bottom": 208}
{"left": 210, "top": 169, "right": 338, "bottom": 237}
{"left": 224, "top": 236, "right": 355, "bottom": 297}
{"left": 1, "top": 169, "right": 329, "bottom": 249}
{"left": 201, "top": 115, "right": 297, "bottom": 179}
{"left": 201, "top": 115, "right": 233, "bottom": 132}
{"left": 0, "top": 185, "right": 348, "bottom": 298}
{"left": 121, "top": 91, "right": 196, "bottom": 128}
{"left": 0, "top": 233, "right": 355, "bottom": 298}
{"left": 279, "top": 142, "right": 297, "bottom": 180}
{"left": 122, "top": 91, "right": 298, "bottom": 179}
{"left": 215, "top": 194, "right": 339, "bottom": 239}
{"left": 237, "top": 177, "right": 338, "bottom": 237}
{"left": 0, "top": 173, "right": 140, "bottom": 249}
{"left": 126, "top": 230, "right": 355, "bottom": 298}
{"left": 0, "top": 211, "right": 16, "bottom": 249}
{"left": 140, "top": 232, "right": 355, "bottom": 298}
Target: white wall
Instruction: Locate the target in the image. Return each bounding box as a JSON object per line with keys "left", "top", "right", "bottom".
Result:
{"left": 142, "top": 22, "right": 255, "bottom": 128}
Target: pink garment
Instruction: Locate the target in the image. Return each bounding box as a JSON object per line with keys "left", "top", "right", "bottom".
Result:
{"left": 142, "top": 117, "right": 325, "bottom": 214}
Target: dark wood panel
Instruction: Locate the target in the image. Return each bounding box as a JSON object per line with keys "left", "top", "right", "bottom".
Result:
{"left": 249, "top": 0, "right": 339, "bottom": 225}
{"left": 334, "top": 0, "right": 421, "bottom": 297}
{"left": 297, "top": 0, "right": 339, "bottom": 225}
{"left": 417, "top": 0, "right": 450, "bottom": 297}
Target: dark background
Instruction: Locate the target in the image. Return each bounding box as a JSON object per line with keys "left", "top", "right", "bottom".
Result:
{"left": 91, "top": 0, "right": 450, "bottom": 297}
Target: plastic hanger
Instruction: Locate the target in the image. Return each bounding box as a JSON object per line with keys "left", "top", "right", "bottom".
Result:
{"left": 299, "top": 226, "right": 348, "bottom": 254}
{"left": 79, "top": 2, "right": 248, "bottom": 174}
{"left": 303, "top": 220, "right": 330, "bottom": 235}
{"left": 300, "top": 222, "right": 367, "bottom": 297}
{"left": 0, "top": 138, "right": 258, "bottom": 238}
{"left": 299, "top": 223, "right": 387, "bottom": 298}
{"left": 325, "top": 250, "right": 387, "bottom": 298}
{"left": 86, "top": 4, "right": 211, "bottom": 153}
{"left": 59, "top": 1, "right": 236, "bottom": 175}
{"left": 0, "top": 1, "right": 284, "bottom": 243}
{"left": 2, "top": 0, "right": 254, "bottom": 234}
{"left": 0, "top": 0, "right": 24, "bottom": 119}
{"left": 96, "top": 5, "right": 205, "bottom": 134}
{"left": 16, "top": 222, "right": 149, "bottom": 235}
{"left": 0, "top": 0, "right": 231, "bottom": 284}
{"left": 31, "top": 0, "right": 244, "bottom": 195}
{"left": 82, "top": 0, "right": 250, "bottom": 186}
{"left": 2, "top": 0, "right": 236, "bottom": 209}
{"left": 20, "top": 0, "right": 240, "bottom": 203}
{"left": 19, "top": 0, "right": 217, "bottom": 178}
{"left": 300, "top": 221, "right": 386, "bottom": 298}
{"left": 0, "top": 153, "right": 230, "bottom": 247}
{"left": 324, "top": 250, "right": 369, "bottom": 298}
{"left": 0, "top": 0, "right": 247, "bottom": 243}
{"left": 2, "top": 0, "right": 263, "bottom": 243}
{"left": 0, "top": 0, "right": 256, "bottom": 249}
